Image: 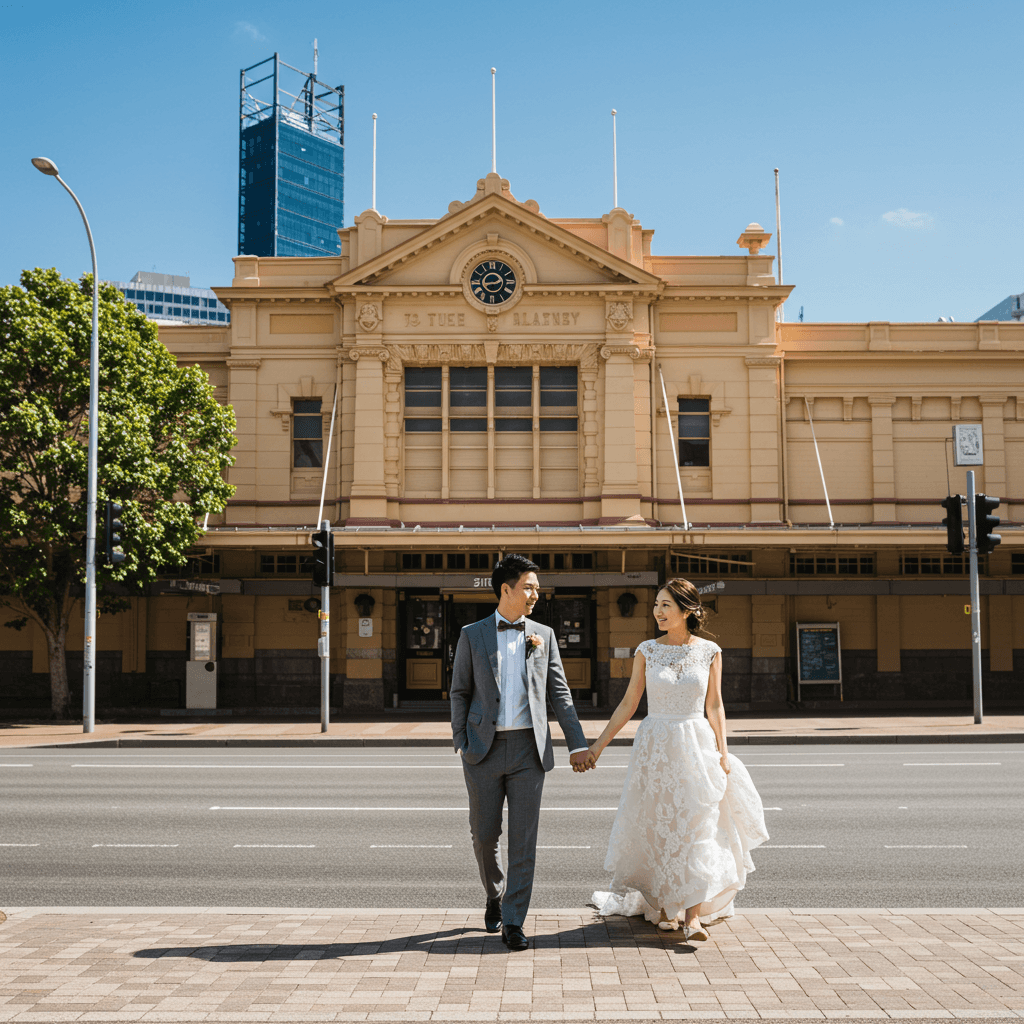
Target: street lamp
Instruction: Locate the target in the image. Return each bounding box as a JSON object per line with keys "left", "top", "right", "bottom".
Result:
{"left": 32, "top": 156, "right": 99, "bottom": 733}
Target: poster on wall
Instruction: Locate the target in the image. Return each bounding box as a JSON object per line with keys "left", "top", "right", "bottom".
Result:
{"left": 795, "top": 622, "right": 843, "bottom": 701}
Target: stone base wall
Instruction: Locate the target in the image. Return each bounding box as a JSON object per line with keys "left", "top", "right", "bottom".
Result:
{"left": 2, "top": 647, "right": 1021, "bottom": 713}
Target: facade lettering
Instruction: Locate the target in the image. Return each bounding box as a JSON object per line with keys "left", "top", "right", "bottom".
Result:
{"left": 512, "top": 311, "right": 580, "bottom": 327}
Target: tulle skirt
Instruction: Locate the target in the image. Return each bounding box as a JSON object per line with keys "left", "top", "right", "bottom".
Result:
{"left": 590, "top": 712, "right": 769, "bottom": 925}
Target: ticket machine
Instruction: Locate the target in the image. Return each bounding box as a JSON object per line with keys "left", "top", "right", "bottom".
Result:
{"left": 185, "top": 611, "right": 218, "bottom": 709}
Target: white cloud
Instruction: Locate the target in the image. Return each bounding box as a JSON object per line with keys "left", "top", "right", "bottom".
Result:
{"left": 235, "top": 21, "right": 265, "bottom": 42}
{"left": 882, "top": 208, "right": 934, "bottom": 229}
{"left": 829, "top": 217, "right": 844, "bottom": 226}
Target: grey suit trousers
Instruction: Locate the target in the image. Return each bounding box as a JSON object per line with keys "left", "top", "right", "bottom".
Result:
{"left": 461, "top": 728, "right": 544, "bottom": 928}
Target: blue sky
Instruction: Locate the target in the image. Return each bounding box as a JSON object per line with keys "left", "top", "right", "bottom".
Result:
{"left": 3, "top": 0, "right": 1020, "bottom": 322}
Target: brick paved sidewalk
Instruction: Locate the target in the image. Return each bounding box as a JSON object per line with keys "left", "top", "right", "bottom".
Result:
{"left": 1, "top": 907, "right": 1022, "bottom": 1021}
{"left": 3, "top": 711, "right": 1024, "bottom": 749}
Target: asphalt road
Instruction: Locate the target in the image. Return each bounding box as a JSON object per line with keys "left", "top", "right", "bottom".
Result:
{"left": 2, "top": 743, "right": 1021, "bottom": 909}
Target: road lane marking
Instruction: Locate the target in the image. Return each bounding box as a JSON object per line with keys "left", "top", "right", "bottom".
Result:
{"left": 743, "top": 763, "right": 844, "bottom": 767}
{"left": 763, "top": 807, "right": 783, "bottom": 810}
{"left": 92, "top": 843, "right": 180, "bottom": 848}
{"left": 0, "top": 843, "right": 40, "bottom": 846}
{"left": 903, "top": 762, "right": 1001, "bottom": 766}
{"left": 0, "top": 763, "right": 33, "bottom": 767}
{"left": 762, "top": 845, "right": 826, "bottom": 848}
{"left": 370, "top": 845, "right": 453, "bottom": 849}
{"left": 74, "top": 763, "right": 470, "bottom": 769}
{"left": 884, "top": 845, "right": 969, "bottom": 849}
{"left": 209, "top": 805, "right": 620, "bottom": 811}
{"left": 233, "top": 844, "right": 316, "bottom": 848}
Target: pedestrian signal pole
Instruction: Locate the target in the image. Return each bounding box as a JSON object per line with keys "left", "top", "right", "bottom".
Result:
{"left": 965, "top": 473, "right": 983, "bottom": 724}
{"left": 312, "top": 521, "right": 334, "bottom": 732}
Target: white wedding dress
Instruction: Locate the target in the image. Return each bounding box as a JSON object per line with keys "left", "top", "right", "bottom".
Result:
{"left": 590, "top": 637, "right": 769, "bottom": 925}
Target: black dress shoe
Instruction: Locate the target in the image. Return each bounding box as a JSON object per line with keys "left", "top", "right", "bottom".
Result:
{"left": 501, "top": 923, "right": 529, "bottom": 952}
{"left": 484, "top": 897, "right": 502, "bottom": 933}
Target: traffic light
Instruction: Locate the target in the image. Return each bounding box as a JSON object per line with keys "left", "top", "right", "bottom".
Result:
{"left": 104, "top": 501, "right": 126, "bottom": 566}
{"left": 940, "top": 494, "right": 964, "bottom": 555}
{"left": 975, "top": 494, "right": 1001, "bottom": 555}
{"left": 311, "top": 527, "right": 334, "bottom": 587}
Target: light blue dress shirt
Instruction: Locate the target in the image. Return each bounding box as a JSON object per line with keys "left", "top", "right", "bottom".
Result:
{"left": 493, "top": 610, "right": 588, "bottom": 755}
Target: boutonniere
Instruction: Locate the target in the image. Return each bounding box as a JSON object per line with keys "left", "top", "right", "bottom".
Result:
{"left": 525, "top": 633, "right": 544, "bottom": 659}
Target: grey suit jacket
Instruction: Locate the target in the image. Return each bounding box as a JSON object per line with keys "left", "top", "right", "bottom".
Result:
{"left": 450, "top": 616, "right": 588, "bottom": 772}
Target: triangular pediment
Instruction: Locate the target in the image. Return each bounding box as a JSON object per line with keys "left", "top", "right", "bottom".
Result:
{"left": 331, "top": 184, "right": 662, "bottom": 294}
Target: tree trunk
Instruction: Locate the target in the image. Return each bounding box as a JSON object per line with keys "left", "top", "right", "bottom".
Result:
{"left": 45, "top": 623, "right": 72, "bottom": 720}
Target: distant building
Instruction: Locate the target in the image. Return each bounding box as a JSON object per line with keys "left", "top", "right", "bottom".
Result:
{"left": 106, "top": 271, "right": 230, "bottom": 325}
{"left": 976, "top": 292, "right": 1023, "bottom": 321}
{"left": 238, "top": 52, "right": 345, "bottom": 258}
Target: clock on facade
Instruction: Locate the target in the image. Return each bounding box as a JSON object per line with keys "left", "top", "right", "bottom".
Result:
{"left": 469, "top": 259, "right": 518, "bottom": 305}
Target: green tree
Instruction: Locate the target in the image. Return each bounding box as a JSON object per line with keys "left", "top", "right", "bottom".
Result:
{"left": 0, "top": 268, "right": 236, "bottom": 718}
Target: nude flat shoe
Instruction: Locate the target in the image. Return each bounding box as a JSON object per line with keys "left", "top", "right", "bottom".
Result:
{"left": 683, "top": 920, "right": 709, "bottom": 941}
{"left": 657, "top": 918, "right": 679, "bottom": 931}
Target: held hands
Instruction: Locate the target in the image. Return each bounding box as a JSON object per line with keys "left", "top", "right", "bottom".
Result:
{"left": 569, "top": 749, "right": 597, "bottom": 773}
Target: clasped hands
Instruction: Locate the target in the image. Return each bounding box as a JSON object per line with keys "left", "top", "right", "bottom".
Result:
{"left": 569, "top": 748, "right": 599, "bottom": 773}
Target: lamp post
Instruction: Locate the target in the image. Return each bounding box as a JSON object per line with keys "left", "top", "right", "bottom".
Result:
{"left": 32, "top": 156, "right": 99, "bottom": 733}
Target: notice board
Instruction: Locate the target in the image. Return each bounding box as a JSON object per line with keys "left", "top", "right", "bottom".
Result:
{"left": 795, "top": 622, "right": 842, "bottom": 700}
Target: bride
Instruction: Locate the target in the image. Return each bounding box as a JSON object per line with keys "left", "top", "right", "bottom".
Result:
{"left": 587, "top": 579, "right": 769, "bottom": 939}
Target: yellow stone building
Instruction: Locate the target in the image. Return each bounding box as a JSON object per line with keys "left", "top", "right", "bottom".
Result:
{"left": 6, "top": 172, "right": 1023, "bottom": 714}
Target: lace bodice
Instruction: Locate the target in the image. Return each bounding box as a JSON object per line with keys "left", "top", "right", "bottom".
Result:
{"left": 636, "top": 637, "right": 722, "bottom": 716}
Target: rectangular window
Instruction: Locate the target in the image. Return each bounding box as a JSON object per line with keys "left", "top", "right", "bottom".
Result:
{"left": 551, "top": 553, "right": 594, "bottom": 570}
{"left": 785, "top": 555, "right": 876, "bottom": 576}
{"left": 145, "top": 291, "right": 155, "bottom": 301}
{"left": 672, "top": 552, "right": 754, "bottom": 576}
{"left": 191, "top": 296, "right": 200, "bottom": 306}
{"left": 200, "top": 310, "right": 208, "bottom": 319}
{"left": 217, "top": 313, "right": 226, "bottom": 321}
{"left": 404, "top": 368, "right": 442, "bottom": 496}
{"left": 401, "top": 553, "right": 422, "bottom": 570}
{"left": 403, "top": 364, "right": 579, "bottom": 499}
{"left": 425, "top": 553, "right": 443, "bottom": 569}
{"left": 154, "top": 305, "right": 163, "bottom": 314}
{"left": 184, "top": 553, "right": 221, "bottom": 574}
{"left": 468, "top": 553, "right": 493, "bottom": 570}
{"left": 173, "top": 307, "right": 182, "bottom": 316}
{"left": 1013, "top": 553, "right": 1024, "bottom": 575}
{"left": 677, "top": 397, "right": 710, "bottom": 467}
{"left": 900, "top": 553, "right": 971, "bottom": 575}
{"left": 447, "top": 553, "right": 466, "bottom": 569}
{"left": 261, "top": 553, "right": 315, "bottom": 574}
{"left": 531, "top": 553, "right": 551, "bottom": 570}
{"left": 293, "top": 398, "right": 323, "bottom": 468}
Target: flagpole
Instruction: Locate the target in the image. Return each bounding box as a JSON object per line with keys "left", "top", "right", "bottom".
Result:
{"left": 491, "top": 68, "right": 497, "bottom": 172}
{"left": 611, "top": 109, "right": 618, "bottom": 208}
{"left": 372, "top": 113, "right": 377, "bottom": 211}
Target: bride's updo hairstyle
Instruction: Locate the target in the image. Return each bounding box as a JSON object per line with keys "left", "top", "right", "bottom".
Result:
{"left": 662, "top": 578, "right": 715, "bottom": 636}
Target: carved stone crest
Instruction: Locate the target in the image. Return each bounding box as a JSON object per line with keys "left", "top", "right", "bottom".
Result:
{"left": 605, "top": 301, "right": 632, "bottom": 332}
{"left": 356, "top": 302, "right": 382, "bottom": 332}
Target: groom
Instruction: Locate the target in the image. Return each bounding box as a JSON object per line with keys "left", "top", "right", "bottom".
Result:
{"left": 450, "top": 553, "right": 593, "bottom": 952}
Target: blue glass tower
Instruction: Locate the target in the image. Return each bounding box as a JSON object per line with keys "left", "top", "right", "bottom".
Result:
{"left": 239, "top": 53, "right": 344, "bottom": 257}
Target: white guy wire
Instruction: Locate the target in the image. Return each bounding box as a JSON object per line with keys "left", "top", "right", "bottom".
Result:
{"left": 804, "top": 397, "right": 834, "bottom": 528}
{"left": 317, "top": 385, "right": 339, "bottom": 528}
{"left": 657, "top": 364, "right": 690, "bottom": 530}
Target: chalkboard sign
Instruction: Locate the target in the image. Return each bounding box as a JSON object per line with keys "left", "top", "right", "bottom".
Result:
{"left": 795, "top": 622, "right": 842, "bottom": 700}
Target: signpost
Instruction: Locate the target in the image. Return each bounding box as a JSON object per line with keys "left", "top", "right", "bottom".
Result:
{"left": 965, "top": 473, "right": 982, "bottom": 724}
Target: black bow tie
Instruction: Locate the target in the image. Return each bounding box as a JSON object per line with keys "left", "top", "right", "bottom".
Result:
{"left": 497, "top": 620, "right": 525, "bottom": 632}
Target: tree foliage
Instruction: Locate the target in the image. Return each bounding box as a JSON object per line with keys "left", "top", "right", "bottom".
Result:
{"left": 0, "top": 268, "right": 236, "bottom": 717}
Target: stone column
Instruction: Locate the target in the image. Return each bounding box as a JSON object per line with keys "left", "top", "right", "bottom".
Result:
{"left": 750, "top": 595, "right": 788, "bottom": 704}
{"left": 745, "top": 355, "right": 783, "bottom": 523}
{"left": 869, "top": 396, "right": 896, "bottom": 523}
{"left": 225, "top": 358, "right": 261, "bottom": 524}
{"left": 599, "top": 341, "right": 642, "bottom": 524}
{"left": 876, "top": 594, "right": 901, "bottom": 673}
{"left": 981, "top": 396, "right": 1007, "bottom": 498}
{"left": 347, "top": 346, "right": 389, "bottom": 525}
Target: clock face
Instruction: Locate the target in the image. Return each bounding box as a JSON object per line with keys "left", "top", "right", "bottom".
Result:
{"left": 469, "top": 259, "right": 518, "bottom": 306}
